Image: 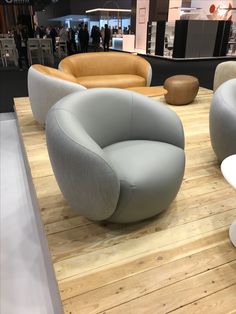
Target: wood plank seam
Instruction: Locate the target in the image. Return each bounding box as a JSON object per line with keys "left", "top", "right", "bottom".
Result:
{"left": 166, "top": 283, "right": 236, "bottom": 313}
{"left": 96, "top": 261, "right": 236, "bottom": 314}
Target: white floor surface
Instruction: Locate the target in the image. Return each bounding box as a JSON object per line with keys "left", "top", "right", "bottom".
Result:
{"left": 0, "top": 113, "right": 62, "bottom": 314}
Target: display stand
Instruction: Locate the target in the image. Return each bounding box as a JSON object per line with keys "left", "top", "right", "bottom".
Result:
{"left": 221, "top": 154, "right": 236, "bottom": 247}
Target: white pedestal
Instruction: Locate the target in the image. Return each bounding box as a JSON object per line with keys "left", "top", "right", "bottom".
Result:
{"left": 229, "top": 220, "right": 236, "bottom": 247}
{"left": 112, "top": 35, "right": 135, "bottom": 52}
{"left": 221, "top": 154, "right": 236, "bottom": 247}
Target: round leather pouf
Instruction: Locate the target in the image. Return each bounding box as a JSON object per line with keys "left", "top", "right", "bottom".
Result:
{"left": 164, "top": 75, "right": 199, "bottom": 105}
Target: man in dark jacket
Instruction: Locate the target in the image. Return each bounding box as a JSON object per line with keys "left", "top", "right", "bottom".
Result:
{"left": 103, "top": 24, "right": 111, "bottom": 52}
{"left": 79, "top": 24, "right": 89, "bottom": 53}
{"left": 91, "top": 26, "right": 101, "bottom": 52}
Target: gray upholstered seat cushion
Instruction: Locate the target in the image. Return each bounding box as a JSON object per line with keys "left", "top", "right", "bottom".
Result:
{"left": 104, "top": 140, "right": 185, "bottom": 223}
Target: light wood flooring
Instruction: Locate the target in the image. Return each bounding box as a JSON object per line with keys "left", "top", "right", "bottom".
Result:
{"left": 14, "top": 88, "right": 236, "bottom": 314}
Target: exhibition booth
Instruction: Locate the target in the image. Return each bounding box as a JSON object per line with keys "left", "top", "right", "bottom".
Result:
{"left": 133, "top": 0, "right": 236, "bottom": 57}
{"left": 1, "top": 1, "right": 236, "bottom": 314}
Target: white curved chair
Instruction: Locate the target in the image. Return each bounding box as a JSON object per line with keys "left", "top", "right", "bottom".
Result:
{"left": 28, "top": 64, "right": 86, "bottom": 125}
{"left": 221, "top": 155, "right": 236, "bottom": 247}
{"left": 210, "top": 78, "right": 236, "bottom": 161}
{"left": 213, "top": 61, "right": 236, "bottom": 91}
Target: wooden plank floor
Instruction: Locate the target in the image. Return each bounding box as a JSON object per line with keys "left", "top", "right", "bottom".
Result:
{"left": 14, "top": 88, "right": 236, "bottom": 314}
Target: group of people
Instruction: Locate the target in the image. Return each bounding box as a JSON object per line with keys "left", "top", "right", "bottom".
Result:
{"left": 4, "top": 22, "right": 117, "bottom": 70}
{"left": 62, "top": 23, "right": 112, "bottom": 53}
{"left": 34, "top": 23, "right": 112, "bottom": 54}
{"left": 91, "top": 24, "right": 111, "bottom": 52}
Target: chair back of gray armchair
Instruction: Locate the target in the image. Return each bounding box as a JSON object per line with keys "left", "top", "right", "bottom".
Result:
{"left": 57, "top": 88, "right": 185, "bottom": 149}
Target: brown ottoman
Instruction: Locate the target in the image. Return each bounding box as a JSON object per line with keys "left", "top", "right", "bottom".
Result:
{"left": 164, "top": 75, "right": 199, "bottom": 105}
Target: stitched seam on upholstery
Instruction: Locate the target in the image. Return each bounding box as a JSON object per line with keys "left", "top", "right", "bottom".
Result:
{"left": 120, "top": 179, "right": 137, "bottom": 189}
{"left": 52, "top": 108, "right": 120, "bottom": 185}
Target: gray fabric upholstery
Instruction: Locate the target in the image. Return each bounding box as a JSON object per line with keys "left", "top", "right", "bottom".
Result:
{"left": 210, "top": 78, "right": 236, "bottom": 162}
{"left": 46, "top": 88, "right": 185, "bottom": 223}
{"left": 104, "top": 140, "right": 184, "bottom": 223}
{"left": 213, "top": 61, "right": 236, "bottom": 92}
{"left": 28, "top": 66, "right": 86, "bottom": 125}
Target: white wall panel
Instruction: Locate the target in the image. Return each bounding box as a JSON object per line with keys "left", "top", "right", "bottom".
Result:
{"left": 135, "top": 0, "right": 150, "bottom": 50}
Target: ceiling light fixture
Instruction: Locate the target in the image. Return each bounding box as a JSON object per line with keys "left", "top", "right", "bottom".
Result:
{"left": 86, "top": 8, "right": 131, "bottom": 13}
{"left": 170, "top": 7, "right": 202, "bottom": 10}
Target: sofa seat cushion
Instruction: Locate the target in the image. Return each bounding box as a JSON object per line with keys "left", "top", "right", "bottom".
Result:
{"left": 103, "top": 140, "right": 185, "bottom": 223}
{"left": 76, "top": 74, "right": 146, "bottom": 89}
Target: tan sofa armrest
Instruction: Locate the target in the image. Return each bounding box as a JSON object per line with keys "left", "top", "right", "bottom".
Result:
{"left": 135, "top": 56, "right": 152, "bottom": 86}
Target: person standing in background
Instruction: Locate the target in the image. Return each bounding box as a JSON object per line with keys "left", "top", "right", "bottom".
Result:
{"left": 14, "top": 24, "right": 29, "bottom": 70}
{"left": 103, "top": 24, "right": 111, "bottom": 52}
{"left": 59, "top": 25, "right": 68, "bottom": 43}
{"left": 91, "top": 26, "right": 101, "bottom": 52}
{"left": 68, "top": 27, "right": 77, "bottom": 54}
{"left": 83, "top": 24, "right": 89, "bottom": 52}
{"left": 79, "top": 24, "right": 89, "bottom": 53}
{"left": 49, "top": 25, "right": 57, "bottom": 53}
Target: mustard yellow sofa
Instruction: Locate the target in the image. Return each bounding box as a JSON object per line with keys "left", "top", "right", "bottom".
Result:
{"left": 58, "top": 52, "right": 152, "bottom": 88}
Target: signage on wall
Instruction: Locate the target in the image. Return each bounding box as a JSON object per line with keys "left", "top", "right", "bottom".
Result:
{"left": 138, "top": 8, "right": 146, "bottom": 24}
{"left": 0, "top": 0, "right": 33, "bottom": 4}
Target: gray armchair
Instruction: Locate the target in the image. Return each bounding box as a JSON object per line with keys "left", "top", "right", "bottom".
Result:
{"left": 213, "top": 61, "right": 236, "bottom": 92}
{"left": 46, "top": 88, "right": 185, "bottom": 223}
{"left": 210, "top": 78, "right": 236, "bottom": 162}
{"left": 28, "top": 64, "right": 86, "bottom": 125}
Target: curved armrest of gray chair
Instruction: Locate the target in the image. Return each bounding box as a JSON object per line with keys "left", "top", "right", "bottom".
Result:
{"left": 213, "top": 61, "right": 236, "bottom": 92}
{"left": 46, "top": 104, "right": 120, "bottom": 221}
{"left": 28, "top": 65, "right": 86, "bottom": 125}
{"left": 210, "top": 78, "right": 236, "bottom": 162}
{"left": 46, "top": 88, "right": 185, "bottom": 223}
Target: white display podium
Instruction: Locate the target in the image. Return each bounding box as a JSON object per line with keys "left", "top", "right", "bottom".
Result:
{"left": 221, "top": 154, "right": 236, "bottom": 247}
{"left": 112, "top": 35, "right": 135, "bottom": 52}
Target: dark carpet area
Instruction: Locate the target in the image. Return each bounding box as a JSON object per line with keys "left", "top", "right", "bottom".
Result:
{"left": 0, "top": 67, "right": 28, "bottom": 113}
{"left": 142, "top": 55, "right": 236, "bottom": 90}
